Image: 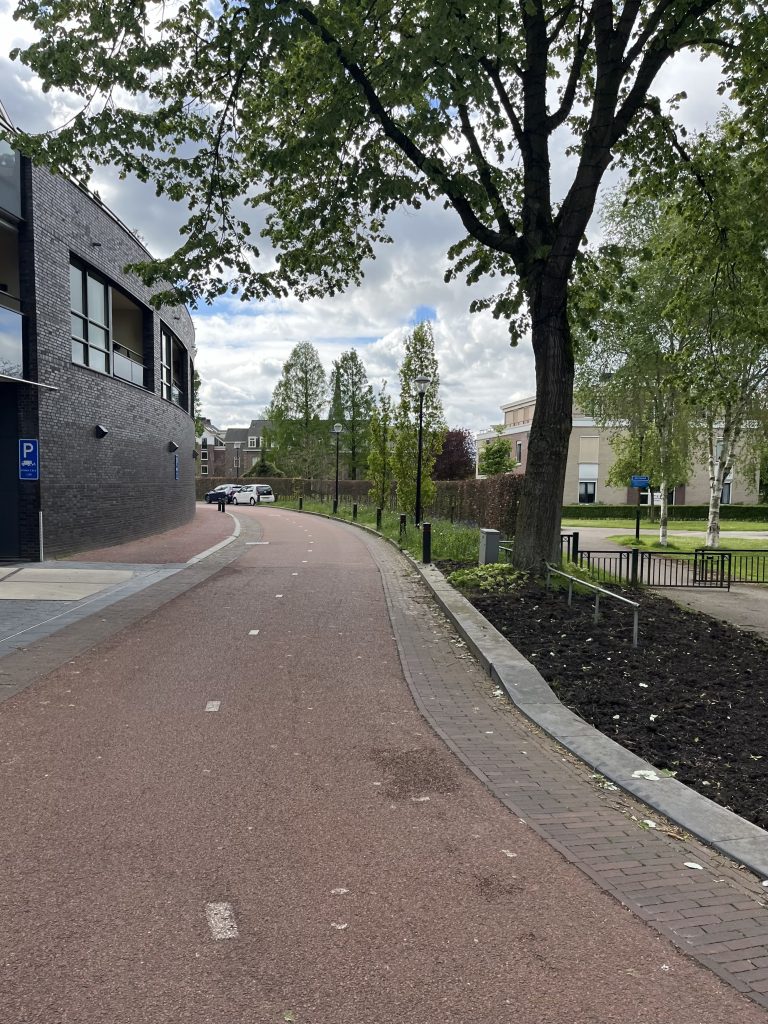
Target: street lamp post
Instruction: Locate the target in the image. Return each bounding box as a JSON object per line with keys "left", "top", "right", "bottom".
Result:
{"left": 414, "top": 375, "right": 430, "bottom": 526}
{"left": 332, "top": 422, "right": 343, "bottom": 513}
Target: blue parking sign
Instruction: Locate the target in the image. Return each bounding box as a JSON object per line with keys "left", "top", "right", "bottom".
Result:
{"left": 19, "top": 439, "right": 39, "bottom": 481}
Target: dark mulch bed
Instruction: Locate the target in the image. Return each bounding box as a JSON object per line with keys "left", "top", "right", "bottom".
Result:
{"left": 434, "top": 561, "right": 768, "bottom": 831}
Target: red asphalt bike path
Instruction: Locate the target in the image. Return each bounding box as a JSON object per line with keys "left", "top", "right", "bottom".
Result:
{"left": 0, "top": 507, "right": 765, "bottom": 1023}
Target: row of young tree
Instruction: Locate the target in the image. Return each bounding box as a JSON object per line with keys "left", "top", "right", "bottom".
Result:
{"left": 262, "top": 322, "right": 475, "bottom": 514}
{"left": 573, "top": 113, "right": 768, "bottom": 548}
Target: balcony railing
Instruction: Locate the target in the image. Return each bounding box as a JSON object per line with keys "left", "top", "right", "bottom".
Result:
{"left": 0, "top": 305, "right": 23, "bottom": 380}
{"left": 113, "top": 345, "right": 146, "bottom": 387}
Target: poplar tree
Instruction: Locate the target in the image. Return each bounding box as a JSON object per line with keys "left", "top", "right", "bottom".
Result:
{"left": 392, "top": 322, "right": 446, "bottom": 520}
{"left": 265, "top": 342, "right": 327, "bottom": 480}
{"left": 328, "top": 350, "right": 374, "bottom": 480}
{"left": 367, "top": 384, "right": 395, "bottom": 511}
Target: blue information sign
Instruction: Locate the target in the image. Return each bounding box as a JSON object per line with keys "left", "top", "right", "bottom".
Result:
{"left": 631, "top": 474, "right": 650, "bottom": 489}
{"left": 19, "top": 438, "right": 39, "bottom": 481}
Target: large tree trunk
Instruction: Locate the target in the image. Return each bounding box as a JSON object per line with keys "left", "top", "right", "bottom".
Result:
{"left": 512, "top": 285, "right": 574, "bottom": 569}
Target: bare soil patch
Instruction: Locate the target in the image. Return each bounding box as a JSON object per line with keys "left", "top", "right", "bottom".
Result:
{"left": 435, "top": 563, "right": 768, "bottom": 831}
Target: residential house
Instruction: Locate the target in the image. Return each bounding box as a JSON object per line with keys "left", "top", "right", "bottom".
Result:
{"left": 196, "top": 418, "right": 226, "bottom": 478}
{"left": 475, "top": 396, "right": 759, "bottom": 506}
{"left": 224, "top": 419, "right": 275, "bottom": 477}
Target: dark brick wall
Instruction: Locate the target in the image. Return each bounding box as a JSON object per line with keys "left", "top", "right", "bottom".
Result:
{"left": 24, "top": 165, "right": 196, "bottom": 558}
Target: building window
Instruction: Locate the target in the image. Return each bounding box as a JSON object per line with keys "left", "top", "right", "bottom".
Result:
{"left": 248, "top": 436, "right": 259, "bottom": 449}
{"left": 200, "top": 448, "right": 208, "bottom": 461}
{"left": 70, "top": 263, "right": 110, "bottom": 374}
{"left": 160, "top": 326, "right": 188, "bottom": 407}
{"left": 201, "top": 465, "right": 209, "bottom": 475}
{"left": 70, "top": 259, "right": 148, "bottom": 385}
{"left": 515, "top": 440, "right": 522, "bottom": 463}
{"left": 721, "top": 481, "right": 732, "bottom": 504}
{"left": 579, "top": 481, "right": 596, "bottom": 504}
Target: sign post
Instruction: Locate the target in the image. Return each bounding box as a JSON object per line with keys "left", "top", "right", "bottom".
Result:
{"left": 630, "top": 474, "right": 650, "bottom": 542}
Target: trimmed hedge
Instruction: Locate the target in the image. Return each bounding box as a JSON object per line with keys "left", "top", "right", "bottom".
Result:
{"left": 431, "top": 475, "right": 523, "bottom": 536}
{"left": 562, "top": 503, "right": 768, "bottom": 522}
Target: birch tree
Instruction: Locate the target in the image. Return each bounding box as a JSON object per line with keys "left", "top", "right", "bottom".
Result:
{"left": 10, "top": 0, "right": 763, "bottom": 566}
{"left": 574, "top": 197, "right": 692, "bottom": 546}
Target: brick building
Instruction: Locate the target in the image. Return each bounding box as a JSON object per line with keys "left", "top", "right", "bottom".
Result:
{"left": 0, "top": 104, "right": 196, "bottom": 559}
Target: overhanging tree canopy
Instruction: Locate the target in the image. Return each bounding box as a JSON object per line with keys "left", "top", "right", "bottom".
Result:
{"left": 10, "top": 0, "right": 763, "bottom": 564}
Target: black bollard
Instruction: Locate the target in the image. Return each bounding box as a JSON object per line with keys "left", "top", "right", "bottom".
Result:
{"left": 422, "top": 522, "right": 432, "bottom": 564}
{"left": 376, "top": 508, "right": 382, "bottom": 531}
{"left": 298, "top": 496, "right": 303, "bottom": 510}
{"left": 399, "top": 513, "right": 406, "bottom": 540}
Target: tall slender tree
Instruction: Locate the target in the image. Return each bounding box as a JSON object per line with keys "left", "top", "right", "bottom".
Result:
{"left": 265, "top": 342, "right": 327, "bottom": 480}
{"left": 12, "top": 1, "right": 764, "bottom": 564}
{"left": 367, "top": 383, "right": 395, "bottom": 511}
{"left": 392, "top": 322, "right": 446, "bottom": 520}
{"left": 328, "top": 350, "right": 374, "bottom": 480}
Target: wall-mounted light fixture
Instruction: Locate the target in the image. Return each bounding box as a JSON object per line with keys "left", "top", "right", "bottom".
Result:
{"left": 94, "top": 424, "right": 109, "bottom": 438}
{"left": 168, "top": 440, "right": 179, "bottom": 452}
{"left": 90, "top": 241, "right": 102, "bottom": 248}
{"left": 192, "top": 450, "right": 199, "bottom": 460}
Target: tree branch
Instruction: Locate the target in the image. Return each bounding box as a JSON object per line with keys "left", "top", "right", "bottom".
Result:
{"left": 292, "top": 2, "right": 518, "bottom": 257}
{"left": 457, "top": 102, "right": 514, "bottom": 236}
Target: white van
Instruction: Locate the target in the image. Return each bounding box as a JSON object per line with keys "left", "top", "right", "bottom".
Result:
{"left": 232, "top": 484, "right": 275, "bottom": 505}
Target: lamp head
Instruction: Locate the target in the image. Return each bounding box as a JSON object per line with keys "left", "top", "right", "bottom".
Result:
{"left": 332, "top": 423, "right": 343, "bottom": 434}
{"left": 415, "top": 375, "right": 430, "bottom": 395}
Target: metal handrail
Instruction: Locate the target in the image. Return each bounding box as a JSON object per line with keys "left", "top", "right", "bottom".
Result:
{"left": 546, "top": 563, "right": 640, "bottom": 647}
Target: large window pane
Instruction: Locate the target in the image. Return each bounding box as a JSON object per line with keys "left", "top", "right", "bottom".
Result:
{"left": 0, "top": 306, "right": 23, "bottom": 379}
{"left": 89, "top": 348, "right": 108, "bottom": 373}
{"left": 72, "top": 339, "right": 86, "bottom": 365}
{"left": 86, "top": 274, "right": 107, "bottom": 326}
{"left": 88, "top": 324, "right": 108, "bottom": 351}
{"left": 0, "top": 143, "right": 21, "bottom": 219}
{"left": 71, "top": 313, "right": 86, "bottom": 339}
{"left": 70, "top": 264, "right": 84, "bottom": 312}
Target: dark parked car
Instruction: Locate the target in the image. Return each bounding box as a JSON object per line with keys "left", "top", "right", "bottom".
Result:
{"left": 204, "top": 485, "right": 239, "bottom": 504}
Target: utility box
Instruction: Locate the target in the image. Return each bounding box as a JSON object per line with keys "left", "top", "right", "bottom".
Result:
{"left": 479, "top": 529, "right": 501, "bottom": 565}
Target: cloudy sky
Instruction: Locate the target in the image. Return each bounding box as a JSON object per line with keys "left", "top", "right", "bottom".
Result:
{"left": 1, "top": 1, "right": 728, "bottom": 431}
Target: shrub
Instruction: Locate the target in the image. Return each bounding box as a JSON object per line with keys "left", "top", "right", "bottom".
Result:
{"left": 448, "top": 563, "right": 525, "bottom": 594}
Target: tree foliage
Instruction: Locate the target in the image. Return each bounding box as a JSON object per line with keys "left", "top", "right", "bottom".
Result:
{"left": 367, "top": 383, "right": 395, "bottom": 510}
{"left": 478, "top": 429, "right": 518, "bottom": 477}
{"left": 328, "top": 350, "right": 374, "bottom": 480}
{"left": 11, "top": 0, "right": 765, "bottom": 563}
{"left": 574, "top": 114, "right": 768, "bottom": 546}
{"left": 392, "top": 322, "right": 445, "bottom": 519}
{"left": 265, "top": 341, "right": 327, "bottom": 478}
{"left": 434, "top": 428, "right": 476, "bottom": 480}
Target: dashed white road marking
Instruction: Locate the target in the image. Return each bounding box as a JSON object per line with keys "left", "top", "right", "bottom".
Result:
{"left": 291, "top": 572, "right": 299, "bottom": 576}
{"left": 205, "top": 700, "right": 221, "bottom": 712}
{"left": 276, "top": 594, "right": 284, "bottom": 598}
{"left": 249, "top": 629, "right": 260, "bottom": 636}
{"left": 206, "top": 902, "right": 239, "bottom": 940}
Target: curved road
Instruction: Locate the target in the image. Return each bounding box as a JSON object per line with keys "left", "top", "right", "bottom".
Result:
{"left": 0, "top": 508, "right": 765, "bottom": 1023}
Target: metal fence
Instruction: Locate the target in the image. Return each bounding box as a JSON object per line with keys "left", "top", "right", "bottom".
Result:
{"left": 572, "top": 547, "right": 735, "bottom": 589}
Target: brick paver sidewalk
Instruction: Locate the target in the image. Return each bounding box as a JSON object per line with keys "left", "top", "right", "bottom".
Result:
{"left": 358, "top": 528, "right": 768, "bottom": 1009}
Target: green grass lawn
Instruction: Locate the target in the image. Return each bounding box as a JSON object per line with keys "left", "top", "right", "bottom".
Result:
{"left": 608, "top": 534, "right": 768, "bottom": 552}
{"left": 279, "top": 498, "right": 480, "bottom": 563}
{"left": 561, "top": 517, "right": 768, "bottom": 532}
